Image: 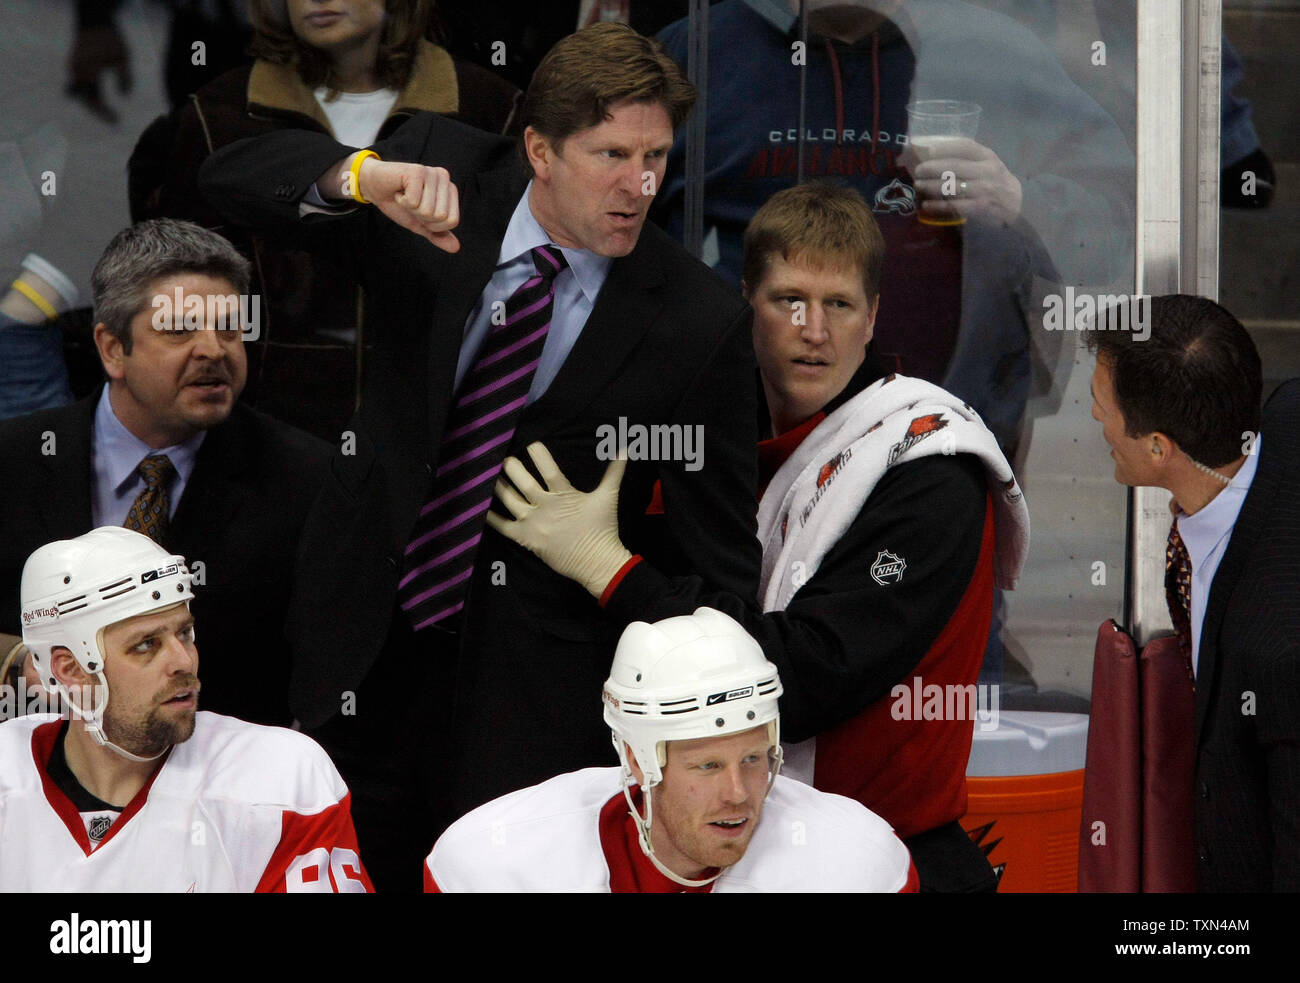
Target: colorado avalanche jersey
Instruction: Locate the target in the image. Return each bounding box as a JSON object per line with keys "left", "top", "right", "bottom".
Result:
{"left": 0, "top": 712, "right": 372, "bottom": 892}
{"left": 425, "top": 767, "right": 915, "bottom": 892}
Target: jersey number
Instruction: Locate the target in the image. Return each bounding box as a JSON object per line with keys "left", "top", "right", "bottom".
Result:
{"left": 285, "top": 847, "right": 367, "bottom": 893}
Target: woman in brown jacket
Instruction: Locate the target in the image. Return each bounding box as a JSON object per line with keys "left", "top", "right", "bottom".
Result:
{"left": 131, "top": 0, "right": 520, "bottom": 439}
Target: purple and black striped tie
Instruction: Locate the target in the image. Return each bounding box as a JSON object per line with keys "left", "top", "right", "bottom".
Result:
{"left": 398, "top": 244, "right": 569, "bottom": 631}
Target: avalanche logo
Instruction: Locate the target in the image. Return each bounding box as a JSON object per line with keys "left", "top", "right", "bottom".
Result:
{"left": 874, "top": 178, "right": 916, "bottom": 216}
{"left": 887, "top": 413, "right": 948, "bottom": 466}
{"left": 870, "top": 550, "right": 907, "bottom": 585}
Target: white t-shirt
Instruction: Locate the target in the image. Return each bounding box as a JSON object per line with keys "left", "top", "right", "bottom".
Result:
{"left": 313, "top": 87, "right": 400, "bottom": 148}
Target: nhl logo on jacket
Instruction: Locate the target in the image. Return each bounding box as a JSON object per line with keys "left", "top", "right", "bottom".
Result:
{"left": 870, "top": 550, "right": 907, "bottom": 585}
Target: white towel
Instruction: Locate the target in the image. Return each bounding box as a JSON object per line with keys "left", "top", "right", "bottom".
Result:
{"left": 758, "top": 374, "right": 1030, "bottom": 613}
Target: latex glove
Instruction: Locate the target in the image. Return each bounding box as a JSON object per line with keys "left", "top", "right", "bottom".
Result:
{"left": 486, "top": 442, "right": 632, "bottom": 599}
{"left": 900, "top": 137, "right": 1023, "bottom": 226}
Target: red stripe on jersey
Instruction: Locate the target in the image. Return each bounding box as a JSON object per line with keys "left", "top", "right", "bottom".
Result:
{"left": 424, "top": 862, "right": 442, "bottom": 893}
{"left": 256, "top": 792, "right": 375, "bottom": 893}
{"left": 812, "top": 495, "right": 995, "bottom": 838}
{"left": 32, "top": 719, "right": 169, "bottom": 858}
{"left": 900, "top": 857, "right": 921, "bottom": 893}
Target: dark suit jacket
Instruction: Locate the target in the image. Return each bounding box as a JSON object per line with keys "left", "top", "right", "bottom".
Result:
{"left": 201, "top": 112, "right": 761, "bottom": 813}
{"left": 1193, "top": 378, "right": 1300, "bottom": 891}
{"left": 0, "top": 392, "right": 331, "bottom": 726}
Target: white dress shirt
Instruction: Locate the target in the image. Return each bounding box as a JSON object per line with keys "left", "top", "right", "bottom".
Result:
{"left": 453, "top": 180, "right": 611, "bottom": 402}
{"left": 90, "top": 385, "right": 205, "bottom": 529}
{"left": 1176, "top": 437, "right": 1261, "bottom": 676}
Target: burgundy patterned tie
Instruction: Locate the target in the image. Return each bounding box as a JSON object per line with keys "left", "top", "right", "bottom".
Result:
{"left": 1165, "top": 517, "right": 1194, "bottom": 675}
{"left": 398, "top": 245, "right": 568, "bottom": 631}
{"left": 123, "top": 454, "right": 176, "bottom": 545}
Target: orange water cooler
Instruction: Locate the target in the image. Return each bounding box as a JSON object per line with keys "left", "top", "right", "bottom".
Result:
{"left": 961, "top": 711, "right": 1089, "bottom": 892}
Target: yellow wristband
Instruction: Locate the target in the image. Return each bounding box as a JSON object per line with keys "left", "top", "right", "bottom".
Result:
{"left": 11, "top": 279, "right": 58, "bottom": 321}
{"left": 348, "top": 150, "right": 380, "bottom": 204}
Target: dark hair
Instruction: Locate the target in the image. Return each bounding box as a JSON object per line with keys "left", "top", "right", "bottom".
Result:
{"left": 92, "top": 220, "right": 250, "bottom": 355}
{"left": 743, "top": 183, "right": 886, "bottom": 299}
{"left": 1086, "top": 294, "right": 1262, "bottom": 466}
{"left": 519, "top": 22, "right": 695, "bottom": 154}
{"left": 248, "top": 0, "right": 434, "bottom": 91}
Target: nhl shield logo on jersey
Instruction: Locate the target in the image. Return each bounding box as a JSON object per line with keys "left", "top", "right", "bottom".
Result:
{"left": 870, "top": 550, "right": 907, "bottom": 585}
{"left": 887, "top": 413, "right": 948, "bottom": 466}
{"left": 87, "top": 814, "right": 114, "bottom": 842}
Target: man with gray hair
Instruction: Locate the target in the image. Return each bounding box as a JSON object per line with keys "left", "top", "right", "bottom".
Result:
{"left": 0, "top": 218, "right": 330, "bottom": 727}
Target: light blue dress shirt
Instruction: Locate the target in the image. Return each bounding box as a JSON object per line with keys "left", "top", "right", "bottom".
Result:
{"left": 91, "top": 385, "right": 206, "bottom": 529}
{"left": 452, "top": 181, "right": 611, "bottom": 402}
{"left": 1177, "top": 436, "right": 1261, "bottom": 677}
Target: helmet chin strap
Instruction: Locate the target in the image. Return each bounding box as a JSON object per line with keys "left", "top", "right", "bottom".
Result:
{"left": 66, "top": 673, "right": 166, "bottom": 764}
{"left": 621, "top": 775, "right": 722, "bottom": 890}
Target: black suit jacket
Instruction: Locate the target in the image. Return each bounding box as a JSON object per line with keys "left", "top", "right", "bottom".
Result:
{"left": 201, "top": 113, "right": 761, "bottom": 812}
{"left": 0, "top": 392, "right": 331, "bottom": 726}
{"left": 1192, "top": 378, "right": 1300, "bottom": 891}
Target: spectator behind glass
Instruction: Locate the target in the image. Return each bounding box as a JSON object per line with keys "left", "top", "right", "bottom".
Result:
{"left": 129, "top": 0, "right": 522, "bottom": 441}
{"left": 654, "top": 0, "right": 1137, "bottom": 458}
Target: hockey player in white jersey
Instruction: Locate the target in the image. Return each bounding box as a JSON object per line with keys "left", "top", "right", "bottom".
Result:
{"left": 425, "top": 607, "right": 918, "bottom": 892}
{"left": 0, "top": 527, "right": 373, "bottom": 892}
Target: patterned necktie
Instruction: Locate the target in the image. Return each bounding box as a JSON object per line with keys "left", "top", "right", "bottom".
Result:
{"left": 398, "top": 245, "right": 569, "bottom": 631}
{"left": 123, "top": 454, "right": 176, "bottom": 545}
{"left": 1165, "top": 517, "right": 1194, "bottom": 673}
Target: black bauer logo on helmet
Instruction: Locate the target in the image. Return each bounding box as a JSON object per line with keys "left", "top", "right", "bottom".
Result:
{"left": 706, "top": 686, "right": 754, "bottom": 706}
{"left": 140, "top": 564, "right": 180, "bottom": 583}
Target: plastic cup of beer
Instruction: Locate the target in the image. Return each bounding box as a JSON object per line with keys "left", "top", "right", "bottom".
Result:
{"left": 906, "top": 100, "right": 982, "bottom": 226}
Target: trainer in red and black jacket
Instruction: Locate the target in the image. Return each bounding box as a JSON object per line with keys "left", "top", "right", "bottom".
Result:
{"left": 600, "top": 346, "right": 998, "bottom": 892}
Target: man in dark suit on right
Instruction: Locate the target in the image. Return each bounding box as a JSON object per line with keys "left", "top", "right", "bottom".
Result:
{"left": 200, "top": 23, "right": 761, "bottom": 891}
{"left": 1088, "top": 294, "right": 1299, "bottom": 891}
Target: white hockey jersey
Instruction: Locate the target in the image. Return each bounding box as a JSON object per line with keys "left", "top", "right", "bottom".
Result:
{"left": 425, "top": 767, "right": 916, "bottom": 892}
{"left": 0, "top": 712, "right": 372, "bottom": 892}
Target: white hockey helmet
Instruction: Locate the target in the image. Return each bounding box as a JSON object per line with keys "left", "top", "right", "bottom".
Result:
{"left": 20, "top": 527, "right": 194, "bottom": 756}
{"left": 603, "top": 607, "right": 783, "bottom": 787}
{"left": 602, "top": 607, "right": 783, "bottom": 886}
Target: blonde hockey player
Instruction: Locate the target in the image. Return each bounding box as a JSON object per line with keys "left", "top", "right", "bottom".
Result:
{"left": 425, "top": 607, "right": 918, "bottom": 892}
